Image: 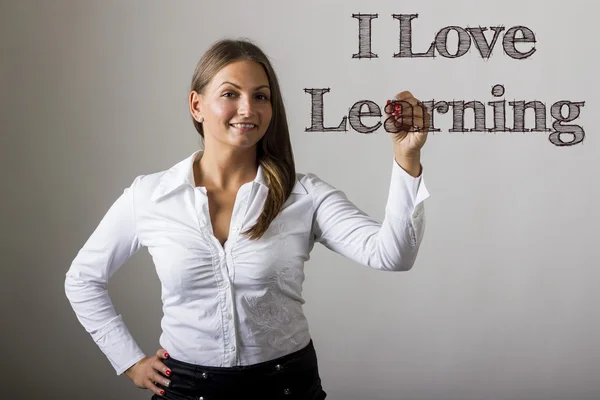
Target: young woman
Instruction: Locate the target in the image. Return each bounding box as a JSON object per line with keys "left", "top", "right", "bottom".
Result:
{"left": 65, "top": 38, "right": 430, "bottom": 400}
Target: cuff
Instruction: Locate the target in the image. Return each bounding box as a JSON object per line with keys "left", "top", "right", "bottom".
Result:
{"left": 387, "top": 157, "right": 430, "bottom": 217}
{"left": 94, "top": 315, "right": 147, "bottom": 375}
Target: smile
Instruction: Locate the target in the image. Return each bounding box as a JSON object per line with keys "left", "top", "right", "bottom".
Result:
{"left": 230, "top": 123, "right": 257, "bottom": 129}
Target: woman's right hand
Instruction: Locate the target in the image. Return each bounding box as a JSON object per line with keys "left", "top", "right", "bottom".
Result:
{"left": 125, "top": 349, "right": 172, "bottom": 397}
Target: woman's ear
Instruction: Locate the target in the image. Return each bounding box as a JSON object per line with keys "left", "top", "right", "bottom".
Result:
{"left": 189, "top": 90, "right": 203, "bottom": 122}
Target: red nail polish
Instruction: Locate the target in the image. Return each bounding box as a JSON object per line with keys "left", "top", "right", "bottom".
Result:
{"left": 166, "top": 369, "right": 171, "bottom": 376}
{"left": 160, "top": 390, "right": 165, "bottom": 395}
{"left": 386, "top": 100, "right": 396, "bottom": 114}
{"left": 164, "top": 352, "right": 169, "bottom": 358}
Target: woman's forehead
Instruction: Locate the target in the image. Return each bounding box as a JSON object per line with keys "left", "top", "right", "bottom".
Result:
{"left": 210, "top": 60, "right": 269, "bottom": 89}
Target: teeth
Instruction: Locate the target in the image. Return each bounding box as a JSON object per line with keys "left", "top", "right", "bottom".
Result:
{"left": 232, "top": 123, "right": 255, "bottom": 128}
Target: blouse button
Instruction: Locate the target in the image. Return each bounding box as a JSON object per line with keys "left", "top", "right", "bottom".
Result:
{"left": 201, "top": 372, "right": 208, "bottom": 379}
{"left": 283, "top": 388, "right": 291, "bottom": 395}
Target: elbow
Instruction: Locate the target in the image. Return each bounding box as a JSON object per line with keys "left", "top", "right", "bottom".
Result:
{"left": 387, "top": 259, "right": 416, "bottom": 272}
{"left": 377, "top": 218, "right": 424, "bottom": 272}
{"left": 398, "top": 260, "right": 416, "bottom": 272}
{"left": 64, "top": 268, "right": 106, "bottom": 304}
{"left": 64, "top": 272, "right": 79, "bottom": 304}
{"left": 378, "top": 248, "right": 420, "bottom": 272}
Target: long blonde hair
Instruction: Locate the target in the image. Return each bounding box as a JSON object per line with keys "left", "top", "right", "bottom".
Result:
{"left": 190, "top": 38, "right": 296, "bottom": 240}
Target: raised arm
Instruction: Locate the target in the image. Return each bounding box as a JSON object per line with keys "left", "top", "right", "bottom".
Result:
{"left": 311, "top": 90, "right": 430, "bottom": 271}
{"left": 309, "top": 158, "right": 428, "bottom": 271}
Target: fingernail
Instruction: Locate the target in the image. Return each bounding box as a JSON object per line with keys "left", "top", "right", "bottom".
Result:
{"left": 164, "top": 352, "right": 169, "bottom": 358}
{"left": 164, "top": 379, "right": 171, "bottom": 387}
{"left": 160, "top": 390, "right": 165, "bottom": 396}
{"left": 165, "top": 369, "right": 171, "bottom": 376}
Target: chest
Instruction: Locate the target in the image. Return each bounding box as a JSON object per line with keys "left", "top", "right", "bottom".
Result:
{"left": 137, "top": 187, "right": 314, "bottom": 294}
{"left": 206, "top": 189, "right": 237, "bottom": 246}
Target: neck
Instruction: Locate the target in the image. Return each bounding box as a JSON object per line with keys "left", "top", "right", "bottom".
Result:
{"left": 195, "top": 145, "right": 258, "bottom": 191}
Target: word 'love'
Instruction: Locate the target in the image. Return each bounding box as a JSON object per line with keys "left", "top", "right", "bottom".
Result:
{"left": 353, "top": 13, "right": 536, "bottom": 60}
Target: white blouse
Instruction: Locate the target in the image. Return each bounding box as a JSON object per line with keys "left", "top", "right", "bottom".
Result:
{"left": 64, "top": 150, "right": 430, "bottom": 375}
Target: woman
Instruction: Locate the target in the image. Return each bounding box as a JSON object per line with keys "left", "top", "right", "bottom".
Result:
{"left": 65, "top": 38, "right": 430, "bottom": 399}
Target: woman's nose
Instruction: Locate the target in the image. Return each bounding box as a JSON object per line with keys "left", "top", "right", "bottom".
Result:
{"left": 237, "top": 96, "right": 255, "bottom": 116}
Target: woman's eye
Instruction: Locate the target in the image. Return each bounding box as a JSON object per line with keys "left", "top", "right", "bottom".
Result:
{"left": 222, "top": 92, "right": 269, "bottom": 101}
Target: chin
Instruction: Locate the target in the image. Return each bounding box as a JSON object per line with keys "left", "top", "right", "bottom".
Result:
{"left": 229, "top": 129, "right": 266, "bottom": 143}
{"left": 227, "top": 136, "right": 262, "bottom": 149}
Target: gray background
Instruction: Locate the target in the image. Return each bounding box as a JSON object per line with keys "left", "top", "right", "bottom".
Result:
{"left": 3, "top": 0, "right": 599, "bottom": 399}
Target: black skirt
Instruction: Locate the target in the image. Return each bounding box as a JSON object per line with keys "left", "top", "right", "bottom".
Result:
{"left": 151, "top": 340, "right": 327, "bottom": 400}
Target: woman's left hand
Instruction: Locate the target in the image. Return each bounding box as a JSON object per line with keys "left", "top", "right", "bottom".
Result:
{"left": 384, "top": 91, "right": 430, "bottom": 155}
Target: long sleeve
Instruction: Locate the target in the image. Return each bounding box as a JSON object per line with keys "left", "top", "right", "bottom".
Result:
{"left": 310, "top": 158, "right": 430, "bottom": 271}
{"left": 64, "top": 176, "right": 146, "bottom": 375}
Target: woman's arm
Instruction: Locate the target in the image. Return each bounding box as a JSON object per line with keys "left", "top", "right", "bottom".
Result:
{"left": 309, "top": 158, "right": 428, "bottom": 271}
{"left": 310, "top": 90, "right": 430, "bottom": 271}
{"left": 64, "top": 175, "right": 146, "bottom": 375}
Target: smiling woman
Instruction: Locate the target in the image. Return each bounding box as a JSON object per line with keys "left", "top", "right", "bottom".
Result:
{"left": 191, "top": 62, "right": 273, "bottom": 148}
{"left": 64, "top": 38, "right": 430, "bottom": 400}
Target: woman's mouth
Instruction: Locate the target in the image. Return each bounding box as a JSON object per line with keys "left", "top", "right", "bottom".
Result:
{"left": 230, "top": 123, "right": 257, "bottom": 132}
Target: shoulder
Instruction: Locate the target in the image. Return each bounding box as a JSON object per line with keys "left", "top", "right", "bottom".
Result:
{"left": 126, "top": 169, "right": 171, "bottom": 203}
{"left": 295, "top": 171, "right": 341, "bottom": 197}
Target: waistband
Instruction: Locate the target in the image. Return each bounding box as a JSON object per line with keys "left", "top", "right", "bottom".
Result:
{"left": 165, "top": 340, "right": 317, "bottom": 376}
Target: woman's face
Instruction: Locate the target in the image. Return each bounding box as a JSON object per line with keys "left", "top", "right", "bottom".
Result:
{"left": 192, "top": 60, "right": 273, "bottom": 150}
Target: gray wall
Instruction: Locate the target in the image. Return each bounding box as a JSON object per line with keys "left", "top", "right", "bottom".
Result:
{"left": 3, "top": 0, "right": 599, "bottom": 399}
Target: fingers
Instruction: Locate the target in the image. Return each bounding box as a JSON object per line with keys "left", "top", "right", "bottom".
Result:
{"left": 152, "top": 357, "right": 172, "bottom": 379}
{"left": 150, "top": 369, "right": 172, "bottom": 389}
{"left": 145, "top": 376, "right": 167, "bottom": 397}
{"left": 385, "top": 102, "right": 423, "bottom": 133}
{"left": 145, "top": 351, "right": 172, "bottom": 397}
{"left": 393, "top": 90, "right": 414, "bottom": 101}
{"left": 384, "top": 99, "right": 423, "bottom": 118}
{"left": 154, "top": 349, "right": 172, "bottom": 377}
{"left": 384, "top": 94, "right": 430, "bottom": 134}
{"left": 156, "top": 349, "right": 169, "bottom": 359}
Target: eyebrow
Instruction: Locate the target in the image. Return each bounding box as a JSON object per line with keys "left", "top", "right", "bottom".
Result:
{"left": 218, "top": 81, "right": 270, "bottom": 91}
